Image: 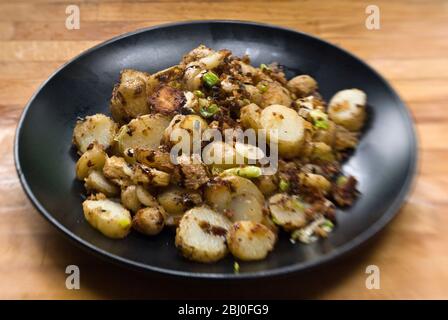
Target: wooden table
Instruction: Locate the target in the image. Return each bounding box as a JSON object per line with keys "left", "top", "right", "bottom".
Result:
{"left": 1, "top": 0, "right": 447, "bottom": 299}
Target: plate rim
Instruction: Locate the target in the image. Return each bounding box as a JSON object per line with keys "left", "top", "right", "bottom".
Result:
{"left": 14, "top": 20, "right": 418, "bottom": 279}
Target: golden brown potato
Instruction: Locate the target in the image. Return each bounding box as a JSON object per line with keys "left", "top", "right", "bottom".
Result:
{"left": 132, "top": 207, "right": 165, "bottom": 236}
{"left": 268, "top": 193, "right": 307, "bottom": 231}
{"left": 227, "top": 221, "right": 276, "bottom": 261}
{"left": 163, "top": 114, "right": 208, "bottom": 149}
{"left": 115, "top": 114, "right": 171, "bottom": 154}
{"left": 121, "top": 185, "right": 141, "bottom": 212}
{"left": 259, "top": 81, "right": 292, "bottom": 108}
{"left": 132, "top": 164, "right": 171, "bottom": 187}
{"left": 328, "top": 89, "right": 366, "bottom": 131}
{"left": 83, "top": 197, "right": 132, "bottom": 239}
{"left": 239, "top": 103, "right": 262, "bottom": 130}
{"left": 84, "top": 170, "right": 120, "bottom": 197}
{"left": 75, "top": 142, "right": 107, "bottom": 180}
{"left": 259, "top": 104, "right": 305, "bottom": 158}
{"left": 175, "top": 206, "right": 231, "bottom": 263}
{"left": 132, "top": 147, "right": 175, "bottom": 173}
{"left": 73, "top": 114, "right": 118, "bottom": 154}
{"left": 148, "top": 85, "right": 186, "bottom": 115}
{"left": 103, "top": 156, "right": 133, "bottom": 186}
{"left": 110, "top": 69, "right": 157, "bottom": 124}
{"left": 299, "top": 172, "right": 331, "bottom": 193}
{"left": 287, "top": 75, "right": 318, "bottom": 97}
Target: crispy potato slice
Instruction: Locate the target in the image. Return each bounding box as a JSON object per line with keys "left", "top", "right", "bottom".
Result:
{"left": 260, "top": 81, "right": 292, "bottom": 108}
{"left": 73, "top": 114, "right": 118, "bottom": 154}
{"left": 328, "top": 89, "right": 366, "bottom": 131}
{"left": 75, "top": 142, "right": 107, "bottom": 180}
{"left": 240, "top": 103, "right": 262, "bottom": 130}
{"left": 175, "top": 206, "right": 231, "bottom": 263}
{"left": 133, "top": 207, "right": 165, "bottom": 236}
{"left": 132, "top": 164, "right": 171, "bottom": 187}
{"left": 227, "top": 221, "right": 276, "bottom": 261}
{"left": 82, "top": 197, "right": 131, "bottom": 239}
{"left": 135, "top": 186, "right": 159, "bottom": 207}
{"left": 115, "top": 114, "right": 171, "bottom": 154}
{"left": 103, "top": 156, "right": 133, "bottom": 186}
{"left": 268, "top": 193, "right": 306, "bottom": 231}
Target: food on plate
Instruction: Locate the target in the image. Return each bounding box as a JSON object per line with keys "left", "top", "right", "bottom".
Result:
{"left": 73, "top": 45, "right": 366, "bottom": 264}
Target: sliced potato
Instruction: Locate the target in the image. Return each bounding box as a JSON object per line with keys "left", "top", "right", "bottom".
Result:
{"left": 227, "top": 221, "right": 276, "bottom": 261}
{"left": 259, "top": 104, "right": 305, "bottom": 158}
{"left": 205, "top": 176, "right": 265, "bottom": 223}
{"left": 328, "top": 89, "right": 366, "bottom": 131}
{"left": 73, "top": 114, "right": 118, "bottom": 154}
{"left": 157, "top": 186, "right": 201, "bottom": 227}
{"left": 103, "top": 156, "right": 133, "bottom": 186}
{"left": 255, "top": 175, "right": 278, "bottom": 197}
{"left": 202, "top": 141, "right": 237, "bottom": 169}
{"left": 132, "top": 164, "right": 170, "bottom": 187}
{"left": 268, "top": 193, "right": 306, "bottom": 231}
{"left": 133, "top": 147, "right": 175, "bottom": 173}
{"left": 260, "top": 81, "right": 292, "bottom": 108}
{"left": 110, "top": 69, "right": 156, "bottom": 124}
{"left": 132, "top": 207, "right": 165, "bottom": 236}
{"left": 287, "top": 75, "right": 318, "bottom": 97}
{"left": 75, "top": 142, "right": 107, "bottom": 180}
{"left": 115, "top": 114, "right": 171, "bottom": 154}
{"left": 239, "top": 103, "right": 262, "bottom": 130}
{"left": 121, "top": 185, "right": 141, "bottom": 212}
{"left": 299, "top": 172, "right": 331, "bottom": 193}
{"left": 175, "top": 206, "right": 231, "bottom": 263}
{"left": 84, "top": 170, "right": 120, "bottom": 197}
{"left": 136, "top": 186, "right": 159, "bottom": 207}
{"left": 163, "top": 114, "right": 208, "bottom": 150}
{"left": 82, "top": 197, "right": 131, "bottom": 239}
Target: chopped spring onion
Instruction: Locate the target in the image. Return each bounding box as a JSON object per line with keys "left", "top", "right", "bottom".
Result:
{"left": 260, "top": 63, "right": 270, "bottom": 71}
{"left": 233, "top": 261, "right": 240, "bottom": 273}
{"left": 310, "top": 109, "right": 329, "bottom": 130}
{"left": 279, "top": 179, "right": 290, "bottom": 192}
{"left": 336, "top": 175, "right": 348, "bottom": 187}
{"left": 199, "top": 103, "right": 220, "bottom": 118}
{"left": 257, "top": 83, "right": 268, "bottom": 93}
{"left": 193, "top": 90, "right": 204, "bottom": 98}
{"left": 221, "top": 166, "right": 262, "bottom": 178}
{"left": 202, "top": 71, "right": 220, "bottom": 87}
{"left": 321, "top": 219, "right": 335, "bottom": 233}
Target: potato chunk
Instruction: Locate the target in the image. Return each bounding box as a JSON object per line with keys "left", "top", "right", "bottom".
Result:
{"left": 132, "top": 207, "right": 165, "bottom": 236}
{"left": 259, "top": 104, "right": 305, "bottom": 158}
{"left": 287, "top": 75, "right": 318, "bottom": 97}
{"left": 110, "top": 69, "right": 156, "bottom": 124}
{"left": 121, "top": 185, "right": 141, "bottom": 212}
{"left": 268, "top": 193, "right": 306, "bottom": 231}
{"left": 328, "top": 89, "right": 366, "bottom": 131}
{"left": 82, "top": 197, "right": 132, "bottom": 239}
{"left": 75, "top": 142, "right": 107, "bottom": 180}
{"left": 260, "top": 81, "right": 292, "bottom": 108}
{"left": 84, "top": 170, "right": 119, "bottom": 197}
{"left": 115, "top": 114, "right": 171, "bottom": 154}
{"left": 175, "top": 207, "right": 231, "bottom": 263}
{"left": 73, "top": 114, "right": 118, "bottom": 154}
{"left": 227, "top": 221, "right": 276, "bottom": 261}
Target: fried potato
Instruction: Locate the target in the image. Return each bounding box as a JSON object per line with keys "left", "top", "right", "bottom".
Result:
{"left": 121, "top": 185, "right": 141, "bottom": 212}
{"left": 287, "top": 75, "right": 318, "bottom": 97}
{"left": 227, "top": 221, "right": 276, "bottom": 261}
{"left": 260, "top": 81, "right": 292, "bottom": 108}
{"left": 84, "top": 170, "right": 120, "bottom": 197}
{"left": 132, "top": 207, "right": 165, "bottom": 236}
{"left": 240, "top": 103, "right": 262, "bottom": 130}
{"left": 110, "top": 69, "right": 157, "bottom": 124}
{"left": 103, "top": 156, "right": 133, "bottom": 186}
{"left": 328, "top": 89, "right": 366, "bottom": 131}
{"left": 259, "top": 104, "right": 305, "bottom": 158}
{"left": 82, "top": 197, "right": 132, "bottom": 239}
{"left": 75, "top": 142, "right": 107, "bottom": 180}
{"left": 175, "top": 206, "right": 231, "bottom": 263}
{"left": 268, "top": 193, "right": 307, "bottom": 231}
{"left": 73, "top": 114, "right": 118, "bottom": 154}
{"left": 115, "top": 114, "right": 171, "bottom": 154}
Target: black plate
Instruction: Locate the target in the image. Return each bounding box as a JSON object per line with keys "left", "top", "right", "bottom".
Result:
{"left": 14, "top": 21, "right": 417, "bottom": 279}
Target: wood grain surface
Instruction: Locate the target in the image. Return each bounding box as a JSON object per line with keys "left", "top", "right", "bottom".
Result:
{"left": 1, "top": 0, "right": 447, "bottom": 299}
